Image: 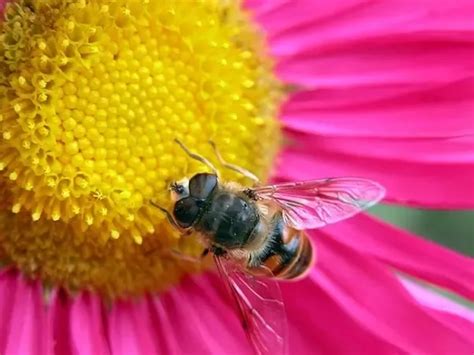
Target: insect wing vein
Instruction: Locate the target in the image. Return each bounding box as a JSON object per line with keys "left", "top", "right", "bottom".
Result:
{"left": 214, "top": 256, "right": 288, "bottom": 355}
{"left": 251, "top": 177, "right": 385, "bottom": 230}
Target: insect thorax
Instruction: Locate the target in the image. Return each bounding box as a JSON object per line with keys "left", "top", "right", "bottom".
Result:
{"left": 196, "top": 189, "right": 260, "bottom": 249}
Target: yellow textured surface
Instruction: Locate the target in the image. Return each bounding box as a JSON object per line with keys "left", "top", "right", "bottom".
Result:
{"left": 0, "top": 0, "right": 281, "bottom": 298}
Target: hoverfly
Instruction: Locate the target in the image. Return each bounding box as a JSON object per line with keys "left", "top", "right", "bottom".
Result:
{"left": 152, "top": 139, "right": 385, "bottom": 355}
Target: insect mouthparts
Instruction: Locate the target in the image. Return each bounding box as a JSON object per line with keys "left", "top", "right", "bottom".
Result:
{"left": 170, "top": 182, "right": 184, "bottom": 194}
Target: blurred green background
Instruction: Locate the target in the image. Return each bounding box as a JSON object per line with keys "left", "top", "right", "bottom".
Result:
{"left": 370, "top": 205, "right": 473, "bottom": 307}
{"left": 370, "top": 205, "right": 473, "bottom": 257}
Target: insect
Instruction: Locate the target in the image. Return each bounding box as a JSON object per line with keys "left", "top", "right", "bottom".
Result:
{"left": 152, "top": 139, "right": 385, "bottom": 355}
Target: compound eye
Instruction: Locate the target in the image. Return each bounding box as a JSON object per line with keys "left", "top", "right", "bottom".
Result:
{"left": 173, "top": 197, "right": 200, "bottom": 228}
{"left": 189, "top": 173, "right": 217, "bottom": 200}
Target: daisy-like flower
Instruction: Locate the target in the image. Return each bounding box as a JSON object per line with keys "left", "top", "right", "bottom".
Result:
{"left": 0, "top": 0, "right": 473, "bottom": 354}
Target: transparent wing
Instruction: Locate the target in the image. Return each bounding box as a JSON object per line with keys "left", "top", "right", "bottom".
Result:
{"left": 214, "top": 255, "right": 288, "bottom": 355}
{"left": 252, "top": 177, "right": 385, "bottom": 230}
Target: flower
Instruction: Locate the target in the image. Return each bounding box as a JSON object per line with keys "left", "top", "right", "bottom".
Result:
{"left": 0, "top": 0, "right": 281, "bottom": 297}
{"left": 1, "top": 0, "right": 473, "bottom": 354}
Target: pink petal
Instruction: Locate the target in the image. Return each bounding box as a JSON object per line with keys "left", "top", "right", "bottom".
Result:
{"left": 275, "top": 33, "right": 474, "bottom": 88}
{"left": 173, "top": 272, "right": 400, "bottom": 355}
{"left": 281, "top": 78, "right": 474, "bottom": 138}
{"left": 243, "top": 0, "right": 288, "bottom": 16}
{"left": 291, "top": 233, "right": 474, "bottom": 354}
{"left": 155, "top": 274, "right": 251, "bottom": 354}
{"left": 2, "top": 261, "right": 473, "bottom": 355}
{"left": 400, "top": 278, "right": 474, "bottom": 339}
{"left": 154, "top": 288, "right": 219, "bottom": 355}
{"left": 320, "top": 214, "right": 474, "bottom": 301}
{"left": 50, "top": 290, "right": 75, "bottom": 355}
{"left": 249, "top": 0, "right": 474, "bottom": 144}
{"left": 69, "top": 293, "right": 110, "bottom": 355}
{"left": 248, "top": 1, "right": 474, "bottom": 46}
{"left": 0, "top": 270, "right": 51, "bottom": 355}
{"left": 0, "top": 270, "right": 16, "bottom": 352}
{"left": 282, "top": 279, "right": 401, "bottom": 354}
{"left": 145, "top": 296, "right": 181, "bottom": 354}
{"left": 284, "top": 130, "right": 474, "bottom": 163}
{"left": 248, "top": 1, "right": 474, "bottom": 88}
{"left": 277, "top": 131, "right": 474, "bottom": 208}
{"left": 401, "top": 278, "right": 474, "bottom": 322}
{"left": 107, "top": 298, "right": 159, "bottom": 355}
{"left": 246, "top": 1, "right": 368, "bottom": 38}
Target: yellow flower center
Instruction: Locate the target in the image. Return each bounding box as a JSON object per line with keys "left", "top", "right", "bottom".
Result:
{"left": 0, "top": 0, "right": 281, "bottom": 298}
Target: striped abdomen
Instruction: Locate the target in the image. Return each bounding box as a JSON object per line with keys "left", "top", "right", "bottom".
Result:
{"left": 267, "top": 227, "right": 315, "bottom": 280}
{"left": 248, "top": 212, "right": 315, "bottom": 280}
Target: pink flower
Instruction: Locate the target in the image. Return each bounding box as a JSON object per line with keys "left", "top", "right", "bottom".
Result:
{"left": 1, "top": 1, "right": 473, "bottom": 354}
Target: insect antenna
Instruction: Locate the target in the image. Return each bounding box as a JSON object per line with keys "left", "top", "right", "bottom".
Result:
{"left": 149, "top": 200, "right": 180, "bottom": 229}
{"left": 175, "top": 139, "right": 218, "bottom": 176}
{"left": 208, "top": 140, "right": 259, "bottom": 185}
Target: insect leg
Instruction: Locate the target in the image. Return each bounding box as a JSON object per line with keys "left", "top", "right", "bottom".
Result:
{"left": 150, "top": 200, "right": 181, "bottom": 229}
{"left": 208, "top": 140, "right": 260, "bottom": 185}
{"left": 174, "top": 139, "right": 218, "bottom": 175}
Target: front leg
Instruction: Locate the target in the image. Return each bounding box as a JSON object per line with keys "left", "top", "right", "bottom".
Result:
{"left": 243, "top": 188, "right": 259, "bottom": 201}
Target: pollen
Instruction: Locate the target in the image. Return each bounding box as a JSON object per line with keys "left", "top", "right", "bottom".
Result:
{"left": 0, "top": 1, "right": 281, "bottom": 298}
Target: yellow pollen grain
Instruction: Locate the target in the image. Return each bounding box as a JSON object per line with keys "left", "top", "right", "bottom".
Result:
{"left": 0, "top": 0, "right": 282, "bottom": 299}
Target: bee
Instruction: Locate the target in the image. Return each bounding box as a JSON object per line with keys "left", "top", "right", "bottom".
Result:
{"left": 152, "top": 139, "right": 385, "bottom": 355}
